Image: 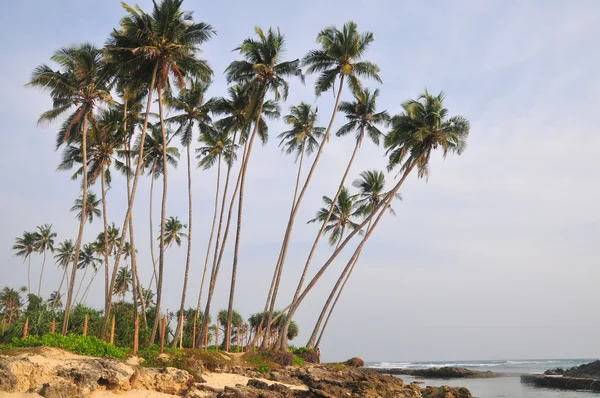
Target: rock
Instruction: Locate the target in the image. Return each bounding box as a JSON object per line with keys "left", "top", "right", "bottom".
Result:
{"left": 132, "top": 366, "right": 195, "bottom": 395}
{"left": 544, "top": 368, "right": 565, "bottom": 375}
{"left": 564, "top": 360, "right": 600, "bottom": 379}
{"left": 39, "top": 381, "right": 86, "bottom": 398}
{"left": 521, "top": 374, "right": 600, "bottom": 392}
{"left": 422, "top": 385, "right": 473, "bottom": 398}
{"left": 345, "top": 357, "right": 364, "bottom": 368}
{"left": 373, "top": 366, "right": 498, "bottom": 379}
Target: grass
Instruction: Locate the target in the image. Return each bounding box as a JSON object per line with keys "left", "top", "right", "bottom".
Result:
{"left": 1, "top": 333, "right": 127, "bottom": 359}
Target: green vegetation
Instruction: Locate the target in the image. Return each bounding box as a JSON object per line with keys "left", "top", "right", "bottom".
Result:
{"left": 3, "top": 333, "right": 126, "bottom": 359}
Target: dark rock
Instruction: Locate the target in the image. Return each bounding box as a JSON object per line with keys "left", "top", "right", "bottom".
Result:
{"left": 521, "top": 374, "right": 600, "bottom": 392}
{"left": 544, "top": 368, "right": 565, "bottom": 375}
{"left": 564, "top": 360, "right": 600, "bottom": 379}
{"left": 422, "top": 385, "right": 473, "bottom": 398}
{"left": 372, "top": 366, "right": 498, "bottom": 379}
{"left": 345, "top": 357, "right": 365, "bottom": 368}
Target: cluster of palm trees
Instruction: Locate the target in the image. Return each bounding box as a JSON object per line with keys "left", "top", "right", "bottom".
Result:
{"left": 10, "top": 0, "right": 470, "bottom": 351}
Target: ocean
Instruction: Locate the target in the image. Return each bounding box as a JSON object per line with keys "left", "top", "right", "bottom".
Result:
{"left": 367, "top": 359, "right": 599, "bottom": 398}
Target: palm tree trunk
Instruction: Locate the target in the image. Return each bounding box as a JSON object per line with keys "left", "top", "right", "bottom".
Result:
{"left": 52, "top": 266, "right": 68, "bottom": 310}
{"left": 149, "top": 164, "right": 159, "bottom": 290}
{"left": 225, "top": 98, "right": 265, "bottom": 351}
{"left": 150, "top": 86, "right": 169, "bottom": 346}
{"left": 276, "top": 133, "right": 363, "bottom": 350}
{"left": 73, "top": 264, "right": 89, "bottom": 304}
{"left": 262, "top": 75, "right": 345, "bottom": 348}
{"left": 80, "top": 267, "right": 99, "bottom": 305}
{"left": 196, "top": 155, "right": 221, "bottom": 319}
{"left": 279, "top": 160, "right": 419, "bottom": 350}
{"left": 62, "top": 114, "right": 89, "bottom": 335}
{"left": 100, "top": 166, "right": 112, "bottom": 319}
{"left": 100, "top": 62, "right": 158, "bottom": 340}
{"left": 196, "top": 129, "right": 239, "bottom": 347}
{"left": 27, "top": 257, "right": 31, "bottom": 295}
{"left": 38, "top": 250, "right": 47, "bottom": 297}
{"left": 173, "top": 143, "right": 194, "bottom": 347}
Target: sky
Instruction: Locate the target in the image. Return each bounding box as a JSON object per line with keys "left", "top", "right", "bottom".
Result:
{"left": 1, "top": 0, "right": 599, "bottom": 362}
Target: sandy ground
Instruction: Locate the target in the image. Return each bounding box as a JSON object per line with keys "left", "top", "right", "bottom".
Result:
{"left": 202, "top": 372, "right": 308, "bottom": 391}
{"left": 0, "top": 392, "right": 180, "bottom": 398}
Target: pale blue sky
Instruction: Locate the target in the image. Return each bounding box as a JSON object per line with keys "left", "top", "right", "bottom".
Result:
{"left": 1, "top": 1, "right": 599, "bottom": 362}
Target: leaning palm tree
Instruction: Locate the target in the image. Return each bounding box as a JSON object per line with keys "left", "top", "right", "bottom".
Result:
{"left": 33, "top": 224, "right": 57, "bottom": 297}
{"left": 105, "top": 0, "right": 215, "bottom": 343}
{"left": 288, "top": 90, "right": 470, "bottom": 351}
{"left": 53, "top": 239, "right": 75, "bottom": 309}
{"left": 194, "top": 126, "right": 237, "bottom": 319}
{"left": 307, "top": 188, "right": 361, "bottom": 247}
{"left": 221, "top": 26, "right": 302, "bottom": 351}
{"left": 163, "top": 216, "right": 187, "bottom": 249}
{"left": 12, "top": 232, "right": 36, "bottom": 294}
{"left": 135, "top": 123, "right": 180, "bottom": 291}
{"left": 69, "top": 192, "right": 102, "bottom": 224}
{"left": 165, "top": 79, "right": 215, "bottom": 345}
{"left": 264, "top": 22, "right": 382, "bottom": 349}
{"left": 307, "top": 171, "right": 400, "bottom": 348}
{"left": 28, "top": 43, "right": 113, "bottom": 334}
{"left": 73, "top": 242, "right": 102, "bottom": 304}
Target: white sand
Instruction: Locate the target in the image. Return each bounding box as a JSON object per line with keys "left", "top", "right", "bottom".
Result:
{"left": 201, "top": 372, "right": 308, "bottom": 391}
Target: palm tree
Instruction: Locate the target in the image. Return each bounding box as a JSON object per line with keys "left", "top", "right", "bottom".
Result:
{"left": 222, "top": 26, "right": 302, "bottom": 351}
{"left": 47, "top": 291, "right": 63, "bottom": 309}
{"left": 69, "top": 192, "right": 101, "bottom": 224}
{"left": 287, "top": 91, "right": 470, "bottom": 351}
{"left": 12, "top": 232, "right": 36, "bottom": 294}
{"left": 73, "top": 242, "right": 101, "bottom": 304}
{"left": 166, "top": 79, "right": 215, "bottom": 345}
{"left": 163, "top": 216, "right": 187, "bottom": 249}
{"left": 29, "top": 43, "right": 113, "bottom": 334}
{"left": 307, "top": 171, "right": 399, "bottom": 348}
{"left": 105, "top": 0, "right": 215, "bottom": 343}
{"left": 113, "top": 267, "right": 133, "bottom": 300}
{"left": 136, "top": 123, "right": 180, "bottom": 291}
{"left": 265, "top": 22, "right": 382, "bottom": 349}
{"left": 0, "top": 287, "right": 26, "bottom": 327}
{"left": 194, "top": 126, "right": 236, "bottom": 319}
{"left": 33, "top": 224, "right": 57, "bottom": 297}
{"left": 53, "top": 239, "right": 75, "bottom": 309}
{"left": 307, "top": 188, "right": 361, "bottom": 247}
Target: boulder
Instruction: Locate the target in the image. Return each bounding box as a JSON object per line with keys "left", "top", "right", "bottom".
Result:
{"left": 39, "top": 381, "right": 86, "bottom": 398}
{"left": 544, "top": 368, "right": 565, "bottom": 375}
{"left": 345, "top": 357, "right": 365, "bottom": 368}
{"left": 564, "top": 360, "right": 600, "bottom": 379}
{"left": 422, "top": 385, "right": 473, "bottom": 398}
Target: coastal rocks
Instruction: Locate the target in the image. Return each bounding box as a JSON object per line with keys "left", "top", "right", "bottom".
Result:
{"left": 39, "top": 380, "right": 86, "bottom": 398}
{"left": 544, "top": 368, "right": 565, "bottom": 375}
{"left": 132, "top": 366, "right": 195, "bottom": 395}
{"left": 421, "top": 386, "right": 472, "bottom": 398}
{"left": 564, "top": 360, "right": 600, "bottom": 379}
{"left": 373, "top": 366, "right": 498, "bottom": 379}
{"left": 345, "top": 357, "right": 365, "bottom": 367}
{"left": 521, "top": 374, "right": 600, "bottom": 392}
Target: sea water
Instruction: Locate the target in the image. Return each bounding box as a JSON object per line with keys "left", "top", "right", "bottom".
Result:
{"left": 367, "top": 359, "right": 599, "bottom": 398}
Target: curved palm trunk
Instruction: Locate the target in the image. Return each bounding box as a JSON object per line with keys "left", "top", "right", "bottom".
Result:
{"left": 280, "top": 161, "right": 419, "bottom": 349}
{"left": 73, "top": 264, "right": 89, "bottom": 304}
{"left": 276, "top": 133, "right": 363, "bottom": 350}
{"left": 196, "top": 131, "right": 242, "bottom": 348}
{"left": 196, "top": 155, "right": 221, "bottom": 318}
{"left": 62, "top": 115, "right": 89, "bottom": 335}
{"left": 100, "top": 166, "right": 112, "bottom": 318}
{"left": 173, "top": 143, "right": 194, "bottom": 347}
{"left": 149, "top": 164, "right": 159, "bottom": 290}
{"left": 38, "top": 251, "right": 47, "bottom": 297}
{"left": 52, "top": 266, "right": 68, "bottom": 310}
{"left": 262, "top": 75, "right": 345, "bottom": 348}
{"left": 313, "top": 252, "right": 361, "bottom": 348}
{"left": 225, "top": 99, "right": 265, "bottom": 351}
{"left": 100, "top": 62, "right": 158, "bottom": 340}
{"left": 27, "top": 257, "right": 31, "bottom": 295}
{"left": 150, "top": 87, "right": 169, "bottom": 346}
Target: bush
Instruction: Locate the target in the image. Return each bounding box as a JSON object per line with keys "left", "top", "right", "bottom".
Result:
{"left": 5, "top": 333, "right": 126, "bottom": 359}
{"left": 293, "top": 355, "right": 305, "bottom": 366}
{"left": 289, "top": 345, "right": 312, "bottom": 355}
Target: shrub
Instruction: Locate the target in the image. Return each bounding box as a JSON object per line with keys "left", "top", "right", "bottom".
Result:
{"left": 293, "top": 355, "right": 305, "bottom": 366}
{"left": 6, "top": 333, "right": 126, "bottom": 358}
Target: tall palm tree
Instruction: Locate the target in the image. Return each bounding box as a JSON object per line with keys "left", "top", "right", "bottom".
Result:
{"left": 166, "top": 79, "right": 215, "bottom": 344}
{"left": 73, "top": 242, "right": 102, "bottom": 304}
{"left": 194, "top": 126, "right": 236, "bottom": 319}
{"left": 163, "top": 216, "right": 187, "bottom": 249}
{"left": 53, "top": 239, "right": 75, "bottom": 309}
{"left": 69, "top": 192, "right": 101, "bottom": 224}
{"left": 0, "top": 287, "right": 26, "bottom": 327}
{"left": 308, "top": 171, "right": 399, "bottom": 348}
{"left": 33, "top": 224, "right": 57, "bottom": 297}
{"left": 12, "top": 232, "right": 36, "bottom": 294}
{"left": 307, "top": 188, "right": 361, "bottom": 247}
{"left": 113, "top": 267, "right": 133, "bottom": 301}
{"left": 136, "top": 124, "right": 180, "bottom": 291}
{"left": 29, "top": 44, "right": 113, "bottom": 334}
{"left": 47, "top": 291, "right": 63, "bottom": 310}
{"left": 286, "top": 91, "right": 470, "bottom": 351}
{"left": 264, "top": 22, "right": 382, "bottom": 348}
{"left": 221, "top": 26, "right": 302, "bottom": 350}
{"left": 105, "top": 0, "right": 215, "bottom": 343}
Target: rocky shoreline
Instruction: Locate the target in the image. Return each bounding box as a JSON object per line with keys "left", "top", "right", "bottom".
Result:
{"left": 371, "top": 366, "right": 499, "bottom": 379}
{"left": 0, "top": 347, "right": 473, "bottom": 398}
{"left": 520, "top": 360, "right": 600, "bottom": 393}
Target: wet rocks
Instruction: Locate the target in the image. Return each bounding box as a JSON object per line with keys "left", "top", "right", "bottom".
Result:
{"left": 373, "top": 366, "right": 498, "bottom": 378}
